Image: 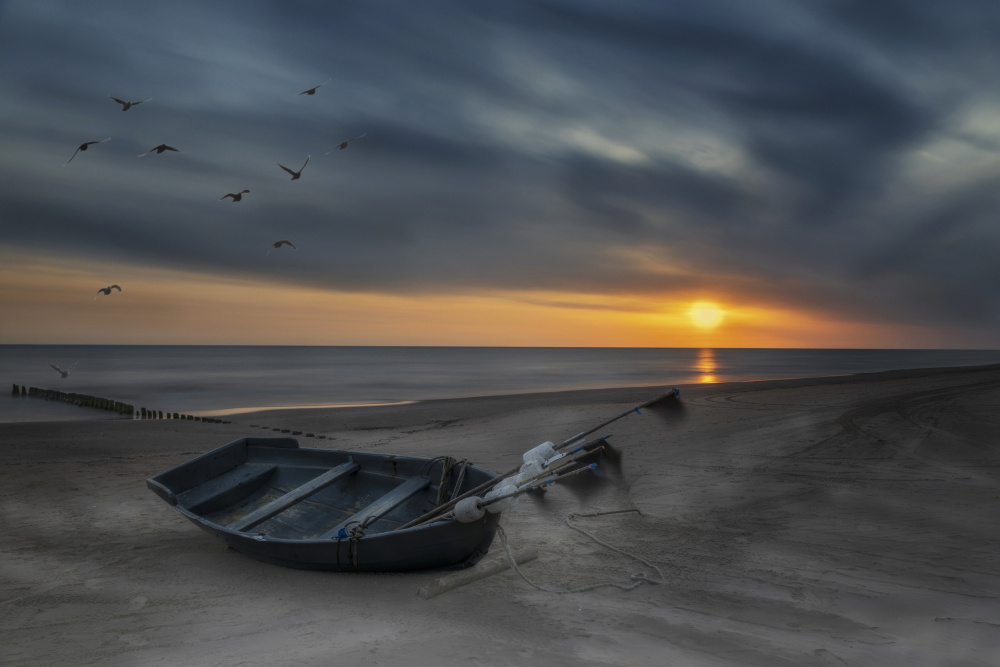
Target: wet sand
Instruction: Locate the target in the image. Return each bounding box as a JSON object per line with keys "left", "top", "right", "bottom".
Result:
{"left": 2, "top": 365, "right": 999, "bottom": 666}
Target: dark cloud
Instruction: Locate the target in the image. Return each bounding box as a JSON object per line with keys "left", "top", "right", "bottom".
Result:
{"left": 853, "top": 177, "right": 1000, "bottom": 324}
{"left": 826, "top": 0, "right": 1000, "bottom": 50}
{"left": 517, "top": 2, "right": 936, "bottom": 222}
{"left": 558, "top": 153, "right": 754, "bottom": 233}
{"left": 2, "top": 0, "right": 1000, "bottom": 338}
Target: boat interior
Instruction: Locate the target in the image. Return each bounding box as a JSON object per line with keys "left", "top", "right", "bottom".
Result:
{"left": 147, "top": 437, "right": 492, "bottom": 540}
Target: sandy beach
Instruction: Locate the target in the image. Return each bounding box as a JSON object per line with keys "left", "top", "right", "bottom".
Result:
{"left": 2, "top": 364, "right": 999, "bottom": 666}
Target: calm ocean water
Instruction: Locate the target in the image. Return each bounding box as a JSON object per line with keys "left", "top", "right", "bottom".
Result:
{"left": 2, "top": 346, "right": 998, "bottom": 423}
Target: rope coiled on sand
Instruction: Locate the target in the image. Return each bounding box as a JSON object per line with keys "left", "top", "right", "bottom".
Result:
{"left": 495, "top": 511, "right": 665, "bottom": 594}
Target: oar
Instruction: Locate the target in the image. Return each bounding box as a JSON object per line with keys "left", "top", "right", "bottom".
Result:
{"left": 395, "top": 387, "right": 681, "bottom": 531}
{"left": 396, "top": 436, "right": 609, "bottom": 531}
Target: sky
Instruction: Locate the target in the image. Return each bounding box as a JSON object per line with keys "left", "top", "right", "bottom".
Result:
{"left": 2, "top": 0, "right": 1000, "bottom": 348}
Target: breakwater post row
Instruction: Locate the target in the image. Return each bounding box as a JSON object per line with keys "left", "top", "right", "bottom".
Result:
{"left": 14, "top": 383, "right": 134, "bottom": 416}
{"left": 11, "top": 384, "right": 231, "bottom": 423}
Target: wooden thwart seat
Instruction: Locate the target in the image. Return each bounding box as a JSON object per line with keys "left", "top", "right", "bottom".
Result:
{"left": 227, "top": 459, "right": 360, "bottom": 532}
{"left": 318, "top": 476, "right": 431, "bottom": 539}
{"left": 179, "top": 463, "right": 277, "bottom": 512}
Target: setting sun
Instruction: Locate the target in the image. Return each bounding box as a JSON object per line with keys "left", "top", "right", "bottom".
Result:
{"left": 689, "top": 302, "right": 724, "bottom": 329}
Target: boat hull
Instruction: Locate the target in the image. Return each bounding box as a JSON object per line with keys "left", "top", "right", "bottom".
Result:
{"left": 147, "top": 437, "right": 501, "bottom": 571}
{"left": 183, "top": 510, "right": 500, "bottom": 571}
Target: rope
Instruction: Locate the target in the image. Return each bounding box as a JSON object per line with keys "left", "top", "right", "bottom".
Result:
{"left": 420, "top": 455, "right": 450, "bottom": 476}
{"left": 449, "top": 460, "right": 469, "bottom": 501}
{"left": 495, "top": 511, "right": 665, "bottom": 594}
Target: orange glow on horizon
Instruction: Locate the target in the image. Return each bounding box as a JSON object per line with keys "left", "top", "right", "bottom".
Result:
{"left": 0, "top": 250, "right": 988, "bottom": 349}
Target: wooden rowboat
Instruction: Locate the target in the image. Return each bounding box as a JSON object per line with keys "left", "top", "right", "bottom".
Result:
{"left": 146, "top": 437, "right": 501, "bottom": 571}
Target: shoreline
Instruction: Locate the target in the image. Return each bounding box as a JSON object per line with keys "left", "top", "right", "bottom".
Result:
{"left": 6, "top": 360, "right": 1000, "bottom": 428}
{"left": 2, "top": 363, "right": 999, "bottom": 665}
{"left": 4, "top": 348, "right": 999, "bottom": 425}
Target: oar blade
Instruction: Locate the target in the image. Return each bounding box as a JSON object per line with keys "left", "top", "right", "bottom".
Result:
{"left": 644, "top": 388, "right": 686, "bottom": 423}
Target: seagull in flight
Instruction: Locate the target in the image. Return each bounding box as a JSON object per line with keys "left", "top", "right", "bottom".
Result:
{"left": 49, "top": 362, "right": 78, "bottom": 379}
{"left": 326, "top": 133, "right": 367, "bottom": 154}
{"left": 109, "top": 95, "right": 152, "bottom": 111}
{"left": 221, "top": 189, "right": 251, "bottom": 202}
{"left": 298, "top": 79, "right": 331, "bottom": 96}
{"left": 65, "top": 138, "right": 110, "bottom": 165}
{"left": 95, "top": 284, "right": 122, "bottom": 300}
{"left": 267, "top": 240, "right": 297, "bottom": 255}
{"left": 138, "top": 144, "right": 179, "bottom": 157}
{"left": 277, "top": 156, "right": 310, "bottom": 180}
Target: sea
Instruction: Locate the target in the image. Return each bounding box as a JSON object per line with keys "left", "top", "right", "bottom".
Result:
{"left": 2, "top": 345, "right": 999, "bottom": 424}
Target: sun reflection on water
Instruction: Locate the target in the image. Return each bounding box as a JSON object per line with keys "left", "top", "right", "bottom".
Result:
{"left": 697, "top": 348, "right": 717, "bottom": 383}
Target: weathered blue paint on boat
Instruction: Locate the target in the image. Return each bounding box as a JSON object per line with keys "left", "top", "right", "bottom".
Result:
{"left": 146, "top": 437, "right": 501, "bottom": 571}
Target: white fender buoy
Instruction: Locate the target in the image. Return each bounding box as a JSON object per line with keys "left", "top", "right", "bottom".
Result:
{"left": 522, "top": 441, "right": 557, "bottom": 465}
{"left": 454, "top": 496, "right": 485, "bottom": 523}
{"left": 514, "top": 459, "right": 544, "bottom": 485}
{"left": 484, "top": 483, "right": 518, "bottom": 514}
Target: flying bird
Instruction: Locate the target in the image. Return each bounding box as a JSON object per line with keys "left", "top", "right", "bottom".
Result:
{"left": 221, "top": 189, "right": 251, "bottom": 202}
{"left": 48, "top": 363, "right": 77, "bottom": 379}
{"left": 95, "top": 284, "right": 122, "bottom": 300}
{"left": 267, "top": 240, "right": 297, "bottom": 255}
{"left": 65, "top": 137, "right": 110, "bottom": 165}
{"left": 109, "top": 95, "right": 152, "bottom": 111}
{"left": 277, "top": 156, "right": 310, "bottom": 180}
{"left": 298, "top": 79, "right": 331, "bottom": 95}
{"left": 138, "top": 144, "right": 179, "bottom": 157}
{"left": 326, "top": 133, "right": 367, "bottom": 154}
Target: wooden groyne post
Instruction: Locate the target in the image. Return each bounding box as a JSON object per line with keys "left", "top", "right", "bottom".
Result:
{"left": 16, "top": 384, "right": 135, "bottom": 417}
{"left": 14, "top": 384, "right": 231, "bottom": 424}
